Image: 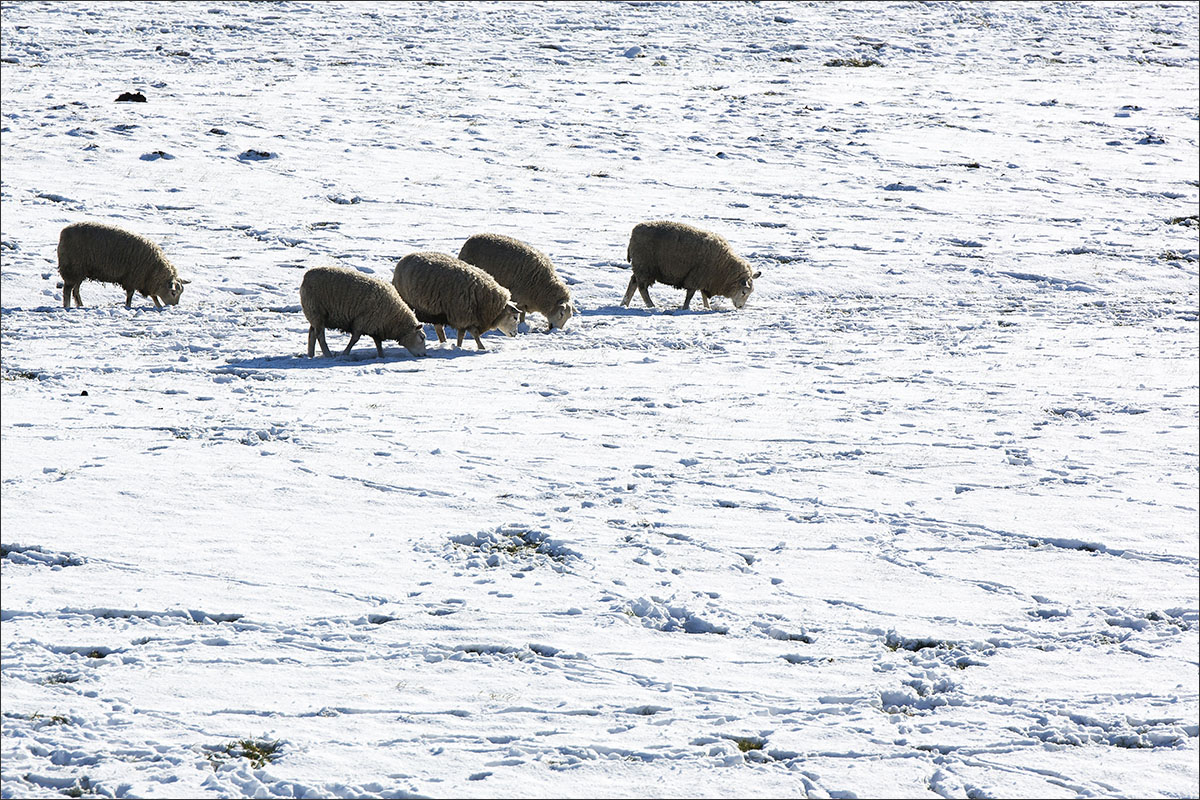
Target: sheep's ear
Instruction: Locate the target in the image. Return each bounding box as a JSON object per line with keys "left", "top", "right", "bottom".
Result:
{"left": 180, "top": 278, "right": 192, "bottom": 284}
{"left": 752, "top": 271, "right": 761, "bottom": 279}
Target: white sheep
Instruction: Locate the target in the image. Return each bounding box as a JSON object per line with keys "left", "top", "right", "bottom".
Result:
{"left": 57, "top": 221, "right": 190, "bottom": 309}
{"left": 299, "top": 266, "right": 426, "bottom": 358}
{"left": 391, "top": 252, "right": 520, "bottom": 350}
{"left": 457, "top": 233, "right": 574, "bottom": 331}
{"left": 622, "top": 220, "right": 761, "bottom": 310}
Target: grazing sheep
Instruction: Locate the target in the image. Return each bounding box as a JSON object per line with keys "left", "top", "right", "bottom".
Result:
{"left": 621, "top": 220, "right": 761, "bottom": 310}
{"left": 391, "top": 252, "right": 520, "bottom": 350}
{"left": 57, "top": 221, "right": 191, "bottom": 309}
{"left": 457, "top": 233, "right": 574, "bottom": 331}
{"left": 299, "top": 266, "right": 426, "bottom": 359}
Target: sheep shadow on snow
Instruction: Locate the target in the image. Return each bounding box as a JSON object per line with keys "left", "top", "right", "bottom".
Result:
{"left": 582, "top": 303, "right": 733, "bottom": 318}
{"left": 219, "top": 338, "right": 506, "bottom": 374}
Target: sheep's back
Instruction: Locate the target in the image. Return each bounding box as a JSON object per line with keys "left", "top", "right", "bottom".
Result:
{"left": 458, "top": 234, "right": 567, "bottom": 313}
{"left": 57, "top": 221, "right": 175, "bottom": 288}
{"left": 393, "top": 252, "right": 510, "bottom": 331}
{"left": 301, "top": 266, "right": 414, "bottom": 336}
{"left": 628, "top": 221, "right": 742, "bottom": 291}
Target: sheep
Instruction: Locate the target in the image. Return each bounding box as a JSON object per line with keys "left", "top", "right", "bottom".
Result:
{"left": 457, "top": 233, "right": 575, "bottom": 331}
{"left": 391, "top": 252, "right": 520, "bottom": 350}
{"left": 57, "top": 221, "right": 191, "bottom": 310}
{"left": 299, "top": 265, "right": 426, "bottom": 359}
{"left": 621, "top": 220, "right": 761, "bottom": 310}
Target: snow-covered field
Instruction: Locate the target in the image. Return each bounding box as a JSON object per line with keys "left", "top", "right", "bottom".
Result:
{"left": 2, "top": 2, "right": 1198, "bottom": 797}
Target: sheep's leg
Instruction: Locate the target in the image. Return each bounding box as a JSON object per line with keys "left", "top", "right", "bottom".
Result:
{"left": 620, "top": 275, "right": 638, "bottom": 307}
{"left": 316, "top": 328, "right": 332, "bottom": 357}
{"left": 372, "top": 336, "right": 385, "bottom": 358}
{"left": 519, "top": 310, "right": 527, "bottom": 325}
{"left": 473, "top": 332, "right": 486, "bottom": 350}
{"left": 343, "top": 333, "right": 361, "bottom": 355}
{"left": 152, "top": 295, "right": 163, "bottom": 310}
{"left": 307, "top": 326, "right": 317, "bottom": 358}
{"left": 455, "top": 329, "right": 465, "bottom": 348}
{"left": 435, "top": 324, "right": 447, "bottom": 344}
{"left": 683, "top": 289, "right": 696, "bottom": 309}
{"left": 62, "top": 283, "right": 75, "bottom": 309}
{"left": 637, "top": 284, "right": 654, "bottom": 307}
{"left": 702, "top": 291, "right": 712, "bottom": 309}
{"left": 72, "top": 284, "right": 83, "bottom": 307}
{"left": 125, "top": 288, "right": 135, "bottom": 308}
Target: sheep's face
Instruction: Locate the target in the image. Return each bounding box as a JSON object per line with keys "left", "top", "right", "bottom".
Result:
{"left": 399, "top": 328, "right": 427, "bottom": 358}
{"left": 730, "top": 270, "right": 761, "bottom": 309}
{"left": 548, "top": 301, "right": 574, "bottom": 330}
{"left": 160, "top": 278, "right": 189, "bottom": 306}
{"left": 497, "top": 302, "right": 521, "bottom": 337}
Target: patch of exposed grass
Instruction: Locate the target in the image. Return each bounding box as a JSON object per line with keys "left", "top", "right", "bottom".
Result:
{"left": 732, "top": 736, "right": 766, "bottom": 752}
{"left": 29, "top": 712, "right": 71, "bottom": 725}
{"left": 61, "top": 777, "right": 95, "bottom": 798}
{"left": 451, "top": 526, "right": 576, "bottom": 567}
{"left": 885, "top": 632, "right": 955, "bottom": 652}
{"left": 497, "top": 539, "right": 542, "bottom": 558}
{"left": 205, "top": 738, "right": 283, "bottom": 770}
{"left": 43, "top": 673, "right": 80, "bottom": 685}
{"left": 824, "top": 57, "right": 882, "bottom": 67}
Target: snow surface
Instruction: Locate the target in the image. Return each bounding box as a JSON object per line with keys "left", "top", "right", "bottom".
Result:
{"left": 1, "top": 2, "right": 1198, "bottom": 797}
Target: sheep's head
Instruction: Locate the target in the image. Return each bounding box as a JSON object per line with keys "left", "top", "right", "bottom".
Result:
{"left": 496, "top": 302, "right": 521, "bottom": 337}
{"left": 730, "top": 270, "right": 760, "bottom": 309}
{"left": 399, "top": 326, "right": 427, "bottom": 358}
{"left": 159, "top": 277, "right": 190, "bottom": 306}
{"left": 547, "top": 300, "right": 575, "bottom": 330}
